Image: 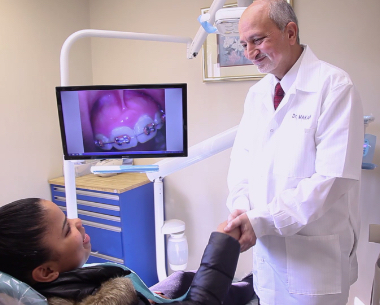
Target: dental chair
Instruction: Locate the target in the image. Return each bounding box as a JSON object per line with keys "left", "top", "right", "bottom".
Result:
{"left": 0, "top": 270, "right": 258, "bottom": 305}
{"left": 0, "top": 271, "right": 47, "bottom": 305}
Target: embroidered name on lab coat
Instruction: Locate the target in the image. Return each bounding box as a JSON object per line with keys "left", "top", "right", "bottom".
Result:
{"left": 292, "top": 114, "right": 311, "bottom": 120}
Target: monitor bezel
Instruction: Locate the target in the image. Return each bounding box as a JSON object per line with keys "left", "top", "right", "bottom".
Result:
{"left": 56, "top": 83, "right": 188, "bottom": 160}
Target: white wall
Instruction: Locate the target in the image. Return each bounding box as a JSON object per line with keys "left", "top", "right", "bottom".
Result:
{"left": 1, "top": 0, "right": 380, "bottom": 304}
{"left": 0, "top": 0, "right": 92, "bottom": 204}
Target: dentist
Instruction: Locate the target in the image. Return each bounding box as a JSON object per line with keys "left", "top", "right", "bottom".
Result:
{"left": 224, "top": 0, "right": 364, "bottom": 304}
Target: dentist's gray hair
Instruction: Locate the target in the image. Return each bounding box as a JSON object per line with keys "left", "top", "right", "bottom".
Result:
{"left": 267, "top": 0, "right": 300, "bottom": 44}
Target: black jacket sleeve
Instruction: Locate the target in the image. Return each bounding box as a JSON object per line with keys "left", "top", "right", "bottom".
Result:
{"left": 172, "top": 232, "right": 240, "bottom": 305}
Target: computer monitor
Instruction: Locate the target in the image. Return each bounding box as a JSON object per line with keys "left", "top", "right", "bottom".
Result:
{"left": 56, "top": 83, "right": 187, "bottom": 160}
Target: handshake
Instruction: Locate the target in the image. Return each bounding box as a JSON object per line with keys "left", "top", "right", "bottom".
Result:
{"left": 216, "top": 209, "right": 257, "bottom": 253}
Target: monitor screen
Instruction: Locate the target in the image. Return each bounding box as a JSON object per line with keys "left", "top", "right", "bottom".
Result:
{"left": 56, "top": 83, "right": 188, "bottom": 160}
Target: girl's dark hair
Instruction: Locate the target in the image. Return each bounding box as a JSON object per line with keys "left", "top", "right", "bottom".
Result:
{"left": 0, "top": 198, "right": 51, "bottom": 284}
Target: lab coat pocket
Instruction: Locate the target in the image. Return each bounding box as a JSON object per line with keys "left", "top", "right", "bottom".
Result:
{"left": 274, "top": 127, "right": 316, "bottom": 178}
{"left": 286, "top": 234, "right": 341, "bottom": 295}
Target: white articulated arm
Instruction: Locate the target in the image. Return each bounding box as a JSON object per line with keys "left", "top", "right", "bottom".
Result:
{"left": 149, "top": 125, "right": 238, "bottom": 281}
{"left": 60, "top": 29, "right": 192, "bottom": 86}
{"left": 187, "top": 0, "right": 227, "bottom": 58}
{"left": 147, "top": 125, "right": 238, "bottom": 181}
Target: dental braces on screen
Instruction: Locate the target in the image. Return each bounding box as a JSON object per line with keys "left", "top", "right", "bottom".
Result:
{"left": 94, "top": 110, "right": 166, "bottom": 148}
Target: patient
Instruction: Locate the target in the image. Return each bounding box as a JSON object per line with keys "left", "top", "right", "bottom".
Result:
{"left": 0, "top": 198, "right": 254, "bottom": 305}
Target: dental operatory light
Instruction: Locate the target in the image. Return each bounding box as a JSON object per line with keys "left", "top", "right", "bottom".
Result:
{"left": 162, "top": 219, "right": 188, "bottom": 271}
{"left": 198, "top": 7, "right": 246, "bottom": 36}
{"left": 198, "top": 0, "right": 252, "bottom": 36}
{"left": 215, "top": 7, "right": 246, "bottom": 36}
{"left": 199, "top": 6, "right": 246, "bottom": 36}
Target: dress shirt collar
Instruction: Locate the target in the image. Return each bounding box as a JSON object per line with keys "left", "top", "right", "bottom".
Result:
{"left": 273, "top": 44, "right": 306, "bottom": 94}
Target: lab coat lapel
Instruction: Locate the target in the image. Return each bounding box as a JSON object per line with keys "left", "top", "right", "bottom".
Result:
{"left": 274, "top": 46, "right": 320, "bottom": 118}
{"left": 252, "top": 74, "right": 277, "bottom": 114}
{"left": 262, "top": 90, "right": 275, "bottom": 113}
{"left": 294, "top": 46, "right": 320, "bottom": 94}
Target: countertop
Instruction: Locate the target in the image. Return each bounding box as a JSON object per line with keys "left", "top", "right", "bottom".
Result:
{"left": 48, "top": 172, "right": 151, "bottom": 194}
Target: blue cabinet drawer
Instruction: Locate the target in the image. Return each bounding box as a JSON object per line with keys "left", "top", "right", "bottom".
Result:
{"left": 83, "top": 220, "right": 123, "bottom": 260}
{"left": 59, "top": 208, "right": 123, "bottom": 260}
{"left": 51, "top": 185, "right": 120, "bottom": 206}
{"left": 87, "top": 254, "right": 122, "bottom": 264}
{"left": 59, "top": 205, "right": 121, "bottom": 227}
{"left": 53, "top": 195, "right": 121, "bottom": 217}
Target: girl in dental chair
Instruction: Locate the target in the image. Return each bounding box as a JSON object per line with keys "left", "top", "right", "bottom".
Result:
{"left": 0, "top": 198, "right": 254, "bottom": 305}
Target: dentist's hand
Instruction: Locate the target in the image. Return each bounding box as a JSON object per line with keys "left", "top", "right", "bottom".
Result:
{"left": 224, "top": 209, "right": 256, "bottom": 252}
{"left": 217, "top": 220, "right": 241, "bottom": 240}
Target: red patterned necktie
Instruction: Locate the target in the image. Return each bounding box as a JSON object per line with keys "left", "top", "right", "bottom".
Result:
{"left": 274, "top": 82, "right": 284, "bottom": 110}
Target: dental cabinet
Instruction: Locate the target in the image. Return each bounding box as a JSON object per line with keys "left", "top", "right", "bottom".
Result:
{"left": 48, "top": 172, "right": 158, "bottom": 286}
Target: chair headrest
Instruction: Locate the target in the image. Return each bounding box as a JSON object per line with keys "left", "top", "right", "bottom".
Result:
{"left": 0, "top": 271, "right": 47, "bottom": 305}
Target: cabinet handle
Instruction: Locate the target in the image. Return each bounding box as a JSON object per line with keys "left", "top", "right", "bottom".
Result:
{"left": 59, "top": 206, "right": 121, "bottom": 222}
{"left": 58, "top": 206, "right": 121, "bottom": 231}
{"left": 53, "top": 187, "right": 119, "bottom": 201}
{"left": 90, "top": 251, "right": 124, "bottom": 264}
{"left": 82, "top": 219, "right": 122, "bottom": 232}
{"left": 54, "top": 196, "right": 120, "bottom": 211}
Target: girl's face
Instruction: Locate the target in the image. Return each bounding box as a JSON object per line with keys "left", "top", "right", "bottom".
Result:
{"left": 41, "top": 200, "right": 91, "bottom": 272}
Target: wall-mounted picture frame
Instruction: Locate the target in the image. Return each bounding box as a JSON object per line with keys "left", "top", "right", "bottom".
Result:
{"left": 202, "top": 0, "right": 293, "bottom": 82}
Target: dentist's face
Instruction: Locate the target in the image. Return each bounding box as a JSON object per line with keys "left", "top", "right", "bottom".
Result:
{"left": 239, "top": 3, "right": 291, "bottom": 79}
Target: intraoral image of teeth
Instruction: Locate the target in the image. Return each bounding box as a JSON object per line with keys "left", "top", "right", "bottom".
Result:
{"left": 111, "top": 126, "right": 138, "bottom": 150}
{"left": 94, "top": 134, "right": 113, "bottom": 151}
{"left": 87, "top": 89, "right": 166, "bottom": 151}
{"left": 135, "top": 115, "right": 160, "bottom": 143}
{"left": 154, "top": 110, "right": 165, "bottom": 129}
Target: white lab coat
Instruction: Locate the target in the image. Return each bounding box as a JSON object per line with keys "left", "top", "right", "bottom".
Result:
{"left": 227, "top": 46, "right": 364, "bottom": 305}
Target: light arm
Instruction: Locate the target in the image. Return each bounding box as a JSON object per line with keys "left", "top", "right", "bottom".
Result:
{"left": 187, "top": 0, "right": 227, "bottom": 58}
{"left": 60, "top": 29, "right": 193, "bottom": 86}
{"left": 148, "top": 125, "right": 237, "bottom": 281}
{"left": 147, "top": 125, "right": 238, "bottom": 181}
